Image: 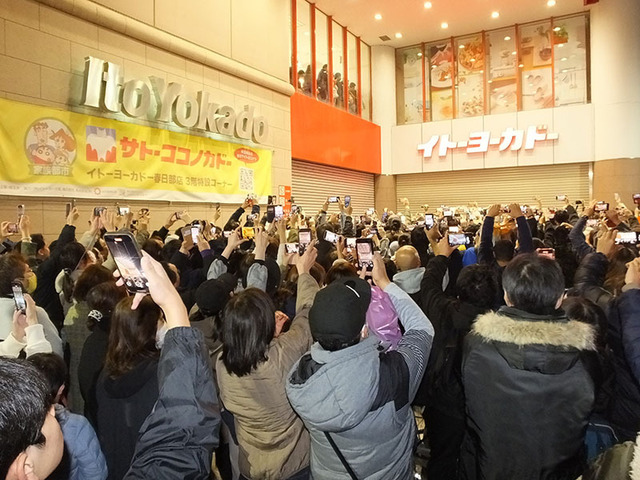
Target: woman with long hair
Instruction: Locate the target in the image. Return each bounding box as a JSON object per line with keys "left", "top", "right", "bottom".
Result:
{"left": 216, "top": 246, "right": 319, "bottom": 480}
{"left": 95, "top": 295, "right": 165, "bottom": 480}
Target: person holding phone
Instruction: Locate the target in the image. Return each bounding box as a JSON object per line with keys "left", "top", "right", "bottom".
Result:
{"left": 0, "top": 291, "right": 53, "bottom": 358}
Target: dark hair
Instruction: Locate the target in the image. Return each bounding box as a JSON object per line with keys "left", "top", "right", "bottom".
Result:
{"left": 266, "top": 236, "right": 280, "bottom": 260}
{"left": 31, "top": 234, "right": 46, "bottom": 253}
{"left": 502, "top": 254, "right": 565, "bottom": 315}
{"left": 160, "top": 261, "right": 179, "bottom": 286}
{"left": 0, "top": 253, "right": 27, "bottom": 296}
{"left": 142, "top": 239, "right": 163, "bottom": 261}
{"left": 86, "top": 282, "right": 127, "bottom": 331}
{"left": 317, "top": 334, "right": 360, "bottom": 352}
{"left": 161, "top": 239, "right": 182, "bottom": 262}
{"left": 494, "top": 239, "right": 515, "bottom": 262}
{"left": 457, "top": 264, "right": 499, "bottom": 310}
{"left": 104, "top": 296, "right": 161, "bottom": 378}
{"left": 326, "top": 261, "right": 358, "bottom": 285}
{"left": 27, "top": 353, "right": 67, "bottom": 403}
{"left": 410, "top": 227, "right": 429, "bottom": 254}
{"left": 72, "top": 264, "right": 113, "bottom": 303}
{"left": 604, "top": 247, "right": 638, "bottom": 296}
{"left": 562, "top": 296, "right": 606, "bottom": 350}
{"left": 221, "top": 288, "right": 275, "bottom": 377}
{"left": 384, "top": 258, "right": 398, "bottom": 279}
{"left": 398, "top": 233, "right": 411, "bottom": 247}
{"left": 0, "top": 358, "right": 50, "bottom": 478}
{"left": 310, "top": 262, "right": 326, "bottom": 287}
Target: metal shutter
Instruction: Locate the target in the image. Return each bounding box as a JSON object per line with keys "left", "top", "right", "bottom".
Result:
{"left": 291, "top": 160, "right": 375, "bottom": 215}
{"left": 396, "top": 163, "right": 592, "bottom": 211}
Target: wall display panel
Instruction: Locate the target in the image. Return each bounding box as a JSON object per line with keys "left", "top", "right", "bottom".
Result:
{"left": 396, "top": 46, "right": 424, "bottom": 124}
{"left": 347, "top": 32, "right": 359, "bottom": 115}
{"left": 486, "top": 28, "right": 518, "bottom": 115}
{"left": 332, "top": 21, "right": 345, "bottom": 109}
{"left": 296, "top": 0, "right": 312, "bottom": 96}
{"left": 315, "top": 10, "right": 330, "bottom": 103}
{"left": 396, "top": 162, "right": 590, "bottom": 209}
{"left": 429, "top": 41, "right": 454, "bottom": 121}
{"left": 553, "top": 15, "right": 588, "bottom": 106}
{"left": 361, "top": 43, "right": 372, "bottom": 121}
{"left": 291, "top": 159, "right": 375, "bottom": 215}
{"left": 519, "top": 21, "right": 554, "bottom": 110}
{"left": 455, "top": 34, "right": 485, "bottom": 118}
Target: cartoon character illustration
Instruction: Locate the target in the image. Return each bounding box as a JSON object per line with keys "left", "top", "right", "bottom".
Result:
{"left": 32, "top": 144, "right": 56, "bottom": 165}
{"left": 50, "top": 128, "right": 76, "bottom": 154}
{"left": 54, "top": 150, "right": 70, "bottom": 166}
{"left": 86, "top": 126, "right": 117, "bottom": 163}
{"left": 27, "top": 122, "right": 51, "bottom": 161}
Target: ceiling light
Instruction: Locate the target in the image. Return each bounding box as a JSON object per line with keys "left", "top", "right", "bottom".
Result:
{"left": 561, "top": 57, "right": 567, "bottom": 61}
{"left": 417, "top": 52, "right": 423, "bottom": 56}
{"left": 504, "top": 35, "right": 511, "bottom": 41}
{"left": 558, "top": 43, "right": 564, "bottom": 48}
{"left": 547, "top": 0, "right": 556, "bottom": 6}
{"left": 459, "top": 44, "right": 465, "bottom": 49}
{"left": 424, "top": 1, "right": 433, "bottom": 8}
{"left": 553, "top": 26, "right": 561, "bottom": 31}
{"left": 491, "top": 11, "right": 500, "bottom": 18}
{"left": 374, "top": 13, "right": 382, "bottom": 20}
{"left": 395, "top": 32, "right": 403, "bottom": 39}
{"left": 512, "top": 51, "right": 517, "bottom": 55}
{"left": 441, "top": 22, "right": 448, "bottom": 29}
{"left": 518, "top": 63, "right": 524, "bottom": 68}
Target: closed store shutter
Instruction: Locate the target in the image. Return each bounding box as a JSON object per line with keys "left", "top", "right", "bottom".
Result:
{"left": 291, "top": 160, "right": 375, "bottom": 215}
{"left": 396, "top": 163, "right": 591, "bottom": 211}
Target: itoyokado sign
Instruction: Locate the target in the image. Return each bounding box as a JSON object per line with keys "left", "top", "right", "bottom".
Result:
{"left": 418, "top": 126, "right": 559, "bottom": 158}
{"left": 0, "top": 97, "right": 272, "bottom": 202}
{"left": 82, "top": 56, "right": 270, "bottom": 145}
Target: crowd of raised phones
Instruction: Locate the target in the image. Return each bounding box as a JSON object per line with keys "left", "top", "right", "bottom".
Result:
{"left": 0, "top": 193, "right": 639, "bottom": 480}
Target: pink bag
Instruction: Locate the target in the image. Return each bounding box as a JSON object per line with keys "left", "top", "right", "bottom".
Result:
{"left": 366, "top": 286, "right": 402, "bottom": 350}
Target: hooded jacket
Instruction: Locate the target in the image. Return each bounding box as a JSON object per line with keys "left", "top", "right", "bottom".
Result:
{"left": 286, "top": 282, "right": 434, "bottom": 480}
{"left": 460, "top": 307, "right": 598, "bottom": 480}
{"left": 393, "top": 267, "right": 425, "bottom": 297}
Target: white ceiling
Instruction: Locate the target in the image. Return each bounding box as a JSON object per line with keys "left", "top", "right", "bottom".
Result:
{"left": 310, "top": 0, "right": 592, "bottom": 47}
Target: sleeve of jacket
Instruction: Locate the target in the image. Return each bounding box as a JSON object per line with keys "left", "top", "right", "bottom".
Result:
{"left": 295, "top": 272, "right": 320, "bottom": 312}
{"left": 70, "top": 416, "right": 108, "bottom": 480}
{"left": 20, "top": 241, "right": 37, "bottom": 259}
{"left": 206, "top": 257, "right": 228, "bottom": 280}
{"left": 526, "top": 217, "right": 539, "bottom": 239}
{"left": 0, "top": 333, "right": 26, "bottom": 357}
{"left": 543, "top": 222, "right": 556, "bottom": 247}
{"left": 383, "top": 282, "right": 434, "bottom": 402}
{"left": 223, "top": 207, "right": 245, "bottom": 230}
{"left": 419, "top": 255, "right": 455, "bottom": 332}
{"left": 125, "top": 327, "right": 220, "bottom": 479}
{"left": 151, "top": 226, "right": 169, "bottom": 241}
{"left": 79, "top": 231, "right": 98, "bottom": 250}
{"left": 246, "top": 261, "right": 268, "bottom": 291}
{"left": 135, "top": 229, "right": 150, "bottom": 247}
{"left": 23, "top": 324, "right": 53, "bottom": 357}
{"left": 566, "top": 205, "right": 580, "bottom": 225}
{"left": 616, "top": 289, "right": 640, "bottom": 384}
{"left": 515, "top": 216, "right": 534, "bottom": 253}
{"left": 569, "top": 215, "right": 595, "bottom": 260}
{"left": 477, "top": 216, "right": 495, "bottom": 265}
{"left": 36, "top": 307, "right": 63, "bottom": 357}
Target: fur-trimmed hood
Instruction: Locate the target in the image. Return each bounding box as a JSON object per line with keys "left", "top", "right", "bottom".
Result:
{"left": 632, "top": 432, "right": 640, "bottom": 480}
{"left": 471, "top": 307, "right": 597, "bottom": 375}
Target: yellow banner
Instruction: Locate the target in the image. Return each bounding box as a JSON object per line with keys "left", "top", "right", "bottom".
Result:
{"left": 0, "top": 98, "right": 272, "bottom": 202}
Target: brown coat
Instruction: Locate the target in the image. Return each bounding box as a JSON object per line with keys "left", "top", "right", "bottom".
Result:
{"left": 216, "top": 273, "right": 318, "bottom": 480}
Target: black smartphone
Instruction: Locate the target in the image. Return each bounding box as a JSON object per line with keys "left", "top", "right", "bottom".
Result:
{"left": 356, "top": 238, "right": 374, "bottom": 271}
{"left": 537, "top": 247, "right": 556, "bottom": 260}
{"left": 104, "top": 232, "right": 149, "bottom": 293}
{"left": 251, "top": 204, "right": 260, "bottom": 217}
{"left": 11, "top": 282, "right": 26, "bottom": 313}
{"left": 94, "top": 206, "right": 107, "bottom": 217}
{"left": 298, "top": 228, "right": 312, "bottom": 254}
{"left": 65, "top": 199, "right": 76, "bottom": 217}
{"left": 424, "top": 214, "right": 435, "bottom": 229}
{"left": 268, "top": 195, "right": 274, "bottom": 206}
{"left": 328, "top": 196, "right": 340, "bottom": 203}
{"left": 344, "top": 195, "right": 351, "bottom": 208}
{"left": 267, "top": 205, "right": 275, "bottom": 222}
{"left": 575, "top": 200, "right": 583, "bottom": 205}
{"left": 595, "top": 202, "right": 609, "bottom": 212}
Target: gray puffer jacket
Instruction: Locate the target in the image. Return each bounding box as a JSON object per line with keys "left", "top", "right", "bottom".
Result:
{"left": 286, "top": 283, "right": 433, "bottom": 480}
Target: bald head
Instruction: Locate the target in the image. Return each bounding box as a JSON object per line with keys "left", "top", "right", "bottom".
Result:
{"left": 394, "top": 246, "right": 421, "bottom": 271}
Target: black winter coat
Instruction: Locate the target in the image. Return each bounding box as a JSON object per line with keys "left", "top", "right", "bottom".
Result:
{"left": 460, "top": 307, "right": 599, "bottom": 480}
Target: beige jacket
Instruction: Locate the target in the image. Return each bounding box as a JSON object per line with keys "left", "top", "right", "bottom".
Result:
{"left": 216, "top": 273, "right": 318, "bottom": 480}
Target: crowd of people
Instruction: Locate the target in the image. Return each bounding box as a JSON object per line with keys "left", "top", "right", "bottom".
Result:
{"left": 0, "top": 192, "right": 639, "bottom": 480}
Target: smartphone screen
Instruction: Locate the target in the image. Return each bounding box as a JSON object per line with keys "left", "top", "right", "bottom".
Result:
{"left": 298, "top": 229, "right": 312, "bottom": 251}
{"left": 595, "top": 203, "right": 609, "bottom": 212}
{"left": 324, "top": 230, "right": 338, "bottom": 244}
{"left": 6, "top": 223, "right": 19, "bottom": 234}
{"left": 181, "top": 226, "right": 192, "bottom": 240}
{"left": 449, "top": 226, "right": 460, "bottom": 233}
{"left": 266, "top": 205, "right": 275, "bottom": 223}
{"left": 242, "top": 227, "right": 256, "bottom": 239}
{"left": 536, "top": 248, "right": 556, "bottom": 260}
{"left": 556, "top": 195, "right": 566, "bottom": 201}
{"left": 634, "top": 193, "right": 640, "bottom": 205}
{"left": 104, "top": 233, "right": 149, "bottom": 293}
{"left": 191, "top": 224, "right": 201, "bottom": 243}
{"left": 586, "top": 219, "right": 598, "bottom": 228}
{"left": 17, "top": 205, "right": 25, "bottom": 219}
{"left": 94, "top": 207, "right": 106, "bottom": 217}
{"left": 615, "top": 231, "right": 638, "bottom": 245}
{"left": 223, "top": 231, "right": 233, "bottom": 238}
{"left": 327, "top": 196, "right": 340, "bottom": 203}
{"left": 117, "top": 206, "right": 130, "bottom": 216}
{"left": 346, "top": 237, "right": 356, "bottom": 252}
{"left": 448, "top": 233, "right": 468, "bottom": 246}
{"left": 443, "top": 209, "right": 453, "bottom": 217}
{"left": 344, "top": 195, "right": 351, "bottom": 208}
{"left": 12, "top": 282, "right": 26, "bottom": 312}
{"left": 275, "top": 205, "right": 284, "bottom": 220}
{"left": 356, "top": 239, "right": 374, "bottom": 271}
{"left": 424, "top": 214, "right": 435, "bottom": 229}
{"left": 285, "top": 243, "right": 299, "bottom": 254}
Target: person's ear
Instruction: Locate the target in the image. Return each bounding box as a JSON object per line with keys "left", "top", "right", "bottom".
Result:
{"left": 6, "top": 452, "right": 42, "bottom": 480}
{"left": 503, "top": 291, "right": 513, "bottom": 307}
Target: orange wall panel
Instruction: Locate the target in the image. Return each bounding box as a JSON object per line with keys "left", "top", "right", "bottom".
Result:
{"left": 290, "top": 93, "right": 381, "bottom": 174}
